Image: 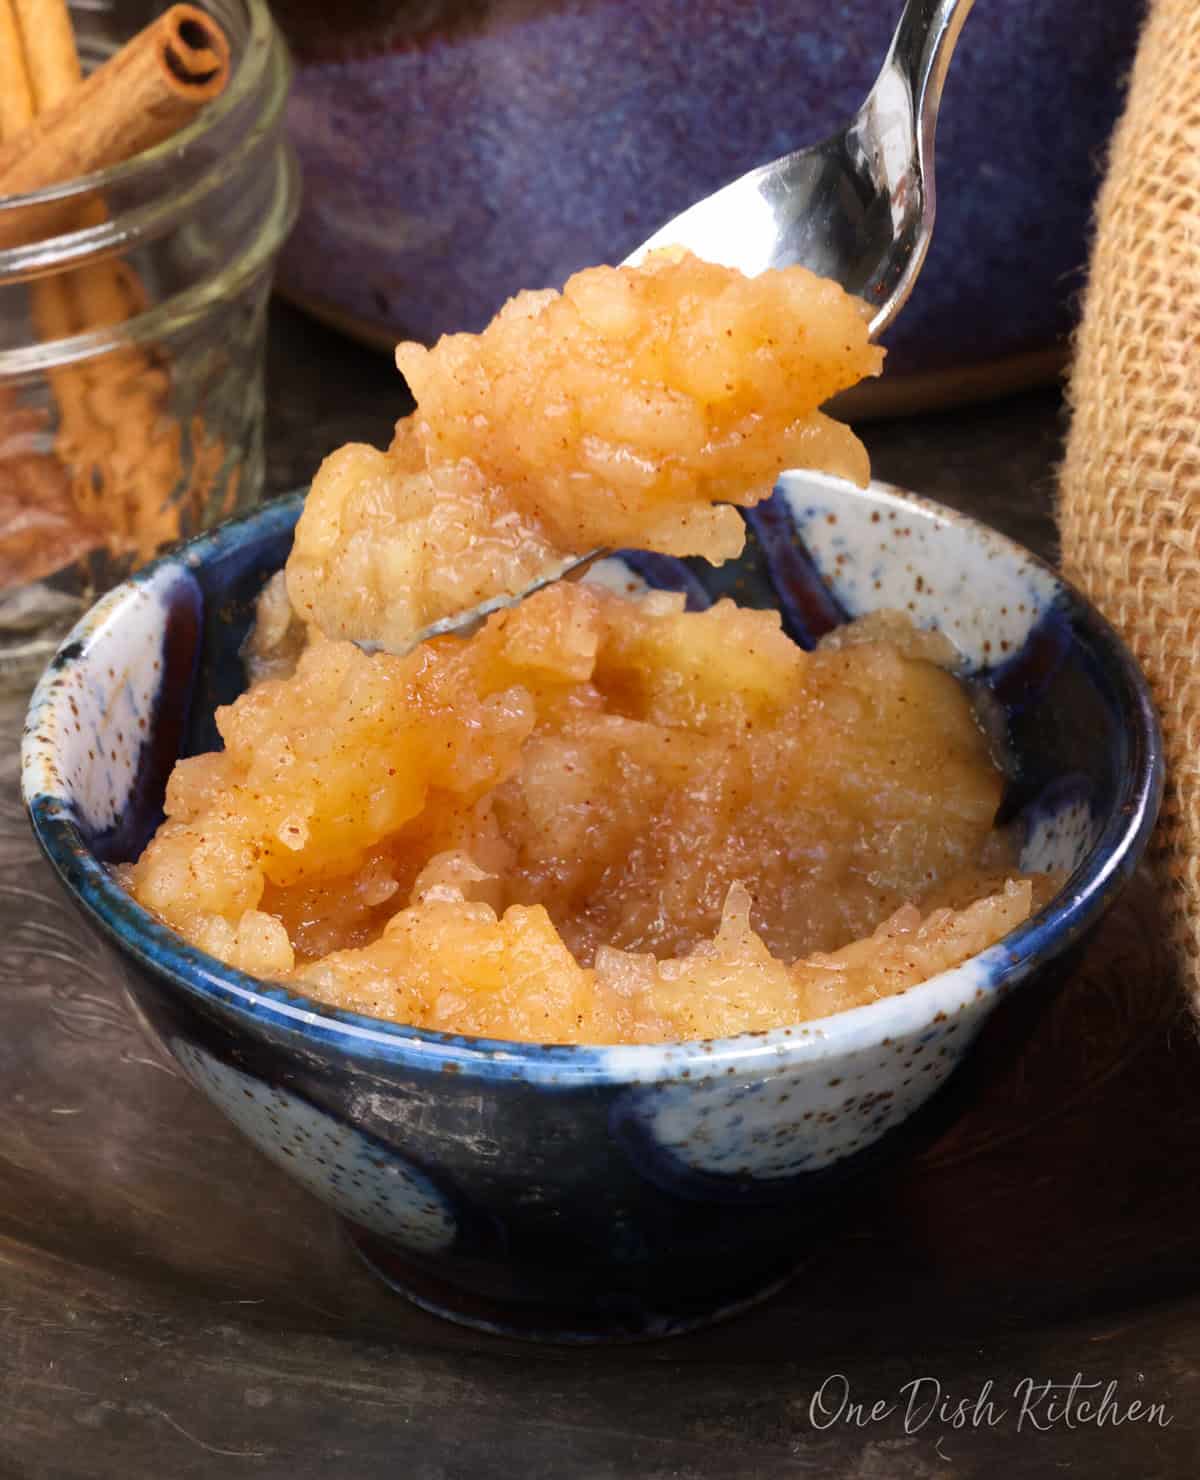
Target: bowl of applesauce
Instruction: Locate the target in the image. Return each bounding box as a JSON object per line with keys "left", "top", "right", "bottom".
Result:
{"left": 22, "top": 472, "right": 1161, "bottom": 1342}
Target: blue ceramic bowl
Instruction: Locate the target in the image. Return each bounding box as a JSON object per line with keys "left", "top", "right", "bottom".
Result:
{"left": 22, "top": 475, "right": 1162, "bottom": 1342}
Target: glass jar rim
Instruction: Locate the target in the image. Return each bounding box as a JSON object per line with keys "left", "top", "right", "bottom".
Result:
{"left": 0, "top": 143, "right": 298, "bottom": 377}
{"left": 0, "top": 0, "right": 277, "bottom": 220}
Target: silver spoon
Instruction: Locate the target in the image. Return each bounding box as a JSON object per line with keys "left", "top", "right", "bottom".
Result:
{"left": 383, "top": 0, "right": 974, "bottom": 652}
{"left": 627, "top": 0, "right": 974, "bottom": 337}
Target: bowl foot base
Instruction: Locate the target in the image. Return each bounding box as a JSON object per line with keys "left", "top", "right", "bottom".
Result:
{"left": 343, "top": 1221, "right": 799, "bottom": 1344}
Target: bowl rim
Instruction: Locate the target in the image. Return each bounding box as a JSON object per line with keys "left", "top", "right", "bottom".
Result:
{"left": 22, "top": 479, "right": 1164, "bottom": 1084}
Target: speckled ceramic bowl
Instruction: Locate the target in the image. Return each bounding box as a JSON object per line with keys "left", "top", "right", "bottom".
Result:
{"left": 22, "top": 475, "right": 1161, "bottom": 1342}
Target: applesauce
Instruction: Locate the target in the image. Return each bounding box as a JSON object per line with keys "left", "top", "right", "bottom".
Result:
{"left": 286, "top": 250, "right": 882, "bottom": 654}
{"left": 126, "top": 580, "right": 1044, "bottom": 1044}
{"left": 125, "top": 251, "right": 1047, "bottom": 1044}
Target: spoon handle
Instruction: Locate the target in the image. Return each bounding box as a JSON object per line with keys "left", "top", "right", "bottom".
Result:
{"left": 885, "top": 0, "right": 976, "bottom": 160}
{"left": 860, "top": 0, "right": 976, "bottom": 334}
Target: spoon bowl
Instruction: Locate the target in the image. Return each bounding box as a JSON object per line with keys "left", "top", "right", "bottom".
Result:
{"left": 627, "top": 0, "right": 974, "bottom": 336}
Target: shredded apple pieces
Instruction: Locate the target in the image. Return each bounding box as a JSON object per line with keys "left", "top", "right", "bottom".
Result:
{"left": 127, "top": 582, "right": 1038, "bottom": 1043}
{"left": 126, "top": 251, "right": 1040, "bottom": 1046}
{"left": 285, "top": 250, "right": 883, "bottom": 653}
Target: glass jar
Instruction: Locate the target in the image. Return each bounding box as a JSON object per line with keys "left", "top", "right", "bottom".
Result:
{"left": 0, "top": 0, "right": 299, "bottom": 686}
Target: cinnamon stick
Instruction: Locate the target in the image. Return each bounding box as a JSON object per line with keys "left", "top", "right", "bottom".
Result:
{"left": 0, "top": 6, "right": 231, "bottom": 211}
{"left": 13, "top": 0, "right": 84, "bottom": 108}
{"left": 0, "top": 394, "right": 102, "bottom": 589}
{"left": 1, "top": 0, "right": 233, "bottom": 578}
{"left": 0, "top": 2, "right": 104, "bottom": 588}
{"left": 0, "top": 3, "right": 36, "bottom": 140}
{"left": 0, "top": 0, "right": 78, "bottom": 409}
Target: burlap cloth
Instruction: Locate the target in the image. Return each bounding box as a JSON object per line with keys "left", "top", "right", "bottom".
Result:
{"left": 1058, "top": 0, "right": 1200, "bottom": 996}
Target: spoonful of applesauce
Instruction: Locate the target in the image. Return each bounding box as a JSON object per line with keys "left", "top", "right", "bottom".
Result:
{"left": 331, "top": 0, "right": 974, "bottom": 655}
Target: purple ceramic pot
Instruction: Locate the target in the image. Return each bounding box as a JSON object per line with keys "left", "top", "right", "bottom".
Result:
{"left": 269, "top": 0, "right": 1141, "bottom": 404}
